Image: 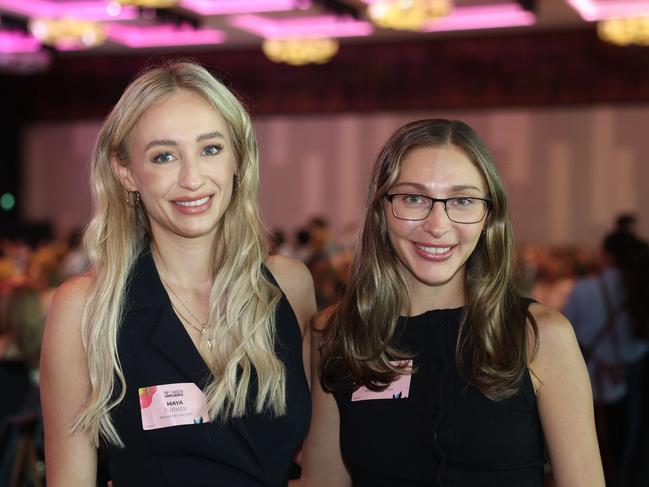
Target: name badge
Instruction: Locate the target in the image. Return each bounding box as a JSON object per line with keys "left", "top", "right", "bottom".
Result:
{"left": 139, "top": 382, "right": 210, "bottom": 431}
{"left": 351, "top": 360, "right": 413, "bottom": 401}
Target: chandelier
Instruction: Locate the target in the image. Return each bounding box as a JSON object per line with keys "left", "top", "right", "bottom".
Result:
{"left": 262, "top": 38, "right": 339, "bottom": 65}
{"left": 598, "top": 17, "right": 649, "bottom": 46}
{"left": 117, "top": 0, "right": 179, "bottom": 7}
{"left": 367, "top": 0, "right": 452, "bottom": 31}
{"left": 29, "top": 18, "right": 105, "bottom": 49}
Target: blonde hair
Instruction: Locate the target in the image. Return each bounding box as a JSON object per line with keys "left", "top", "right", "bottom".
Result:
{"left": 320, "top": 119, "right": 537, "bottom": 400}
{"left": 75, "top": 61, "right": 283, "bottom": 447}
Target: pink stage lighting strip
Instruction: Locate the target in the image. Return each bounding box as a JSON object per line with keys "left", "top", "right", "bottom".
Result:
{"left": 180, "top": 0, "right": 311, "bottom": 15}
{"left": 228, "top": 14, "right": 373, "bottom": 39}
{"left": 566, "top": 0, "right": 649, "bottom": 21}
{"left": 0, "top": 31, "right": 40, "bottom": 53}
{"left": 107, "top": 24, "right": 226, "bottom": 48}
{"left": 0, "top": 0, "right": 138, "bottom": 21}
{"left": 421, "top": 3, "right": 535, "bottom": 32}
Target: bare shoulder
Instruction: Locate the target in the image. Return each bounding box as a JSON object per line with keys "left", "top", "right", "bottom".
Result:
{"left": 265, "top": 254, "right": 316, "bottom": 334}
{"left": 527, "top": 306, "right": 604, "bottom": 485}
{"left": 265, "top": 254, "right": 312, "bottom": 289}
{"left": 528, "top": 302, "right": 583, "bottom": 393}
{"left": 43, "top": 273, "right": 94, "bottom": 353}
{"left": 51, "top": 273, "right": 94, "bottom": 312}
{"left": 528, "top": 302, "right": 577, "bottom": 354}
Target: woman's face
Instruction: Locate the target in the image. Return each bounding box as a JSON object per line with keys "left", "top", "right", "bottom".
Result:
{"left": 115, "top": 90, "right": 237, "bottom": 243}
{"left": 384, "top": 144, "right": 488, "bottom": 303}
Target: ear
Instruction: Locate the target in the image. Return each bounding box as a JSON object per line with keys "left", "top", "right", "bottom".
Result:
{"left": 111, "top": 157, "right": 138, "bottom": 192}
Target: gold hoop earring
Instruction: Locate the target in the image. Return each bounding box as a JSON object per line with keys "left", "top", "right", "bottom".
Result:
{"left": 126, "top": 191, "right": 140, "bottom": 207}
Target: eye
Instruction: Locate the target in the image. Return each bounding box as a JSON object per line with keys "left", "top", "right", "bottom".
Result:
{"left": 151, "top": 151, "right": 176, "bottom": 164}
{"left": 401, "top": 194, "right": 428, "bottom": 207}
{"left": 449, "top": 197, "right": 475, "bottom": 208}
{"left": 202, "top": 144, "right": 223, "bottom": 156}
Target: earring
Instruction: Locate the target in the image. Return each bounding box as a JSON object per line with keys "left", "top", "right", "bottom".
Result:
{"left": 233, "top": 174, "right": 241, "bottom": 192}
{"left": 126, "top": 191, "right": 140, "bottom": 207}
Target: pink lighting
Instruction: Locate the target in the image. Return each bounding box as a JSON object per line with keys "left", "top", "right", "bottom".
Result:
{"left": 229, "top": 14, "right": 373, "bottom": 39}
{"left": 107, "top": 24, "right": 226, "bottom": 48}
{"left": 180, "top": 0, "right": 310, "bottom": 15}
{"left": 566, "top": 0, "right": 649, "bottom": 21}
{"left": 0, "top": 0, "right": 138, "bottom": 21}
{"left": 0, "top": 31, "right": 40, "bottom": 53}
{"left": 421, "top": 3, "right": 535, "bottom": 32}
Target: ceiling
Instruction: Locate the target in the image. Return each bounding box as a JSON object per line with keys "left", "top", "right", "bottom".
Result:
{"left": 0, "top": 0, "right": 647, "bottom": 67}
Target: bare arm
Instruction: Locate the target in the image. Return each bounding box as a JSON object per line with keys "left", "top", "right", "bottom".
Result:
{"left": 528, "top": 303, "right": 605, "bottom": 487}
{"left": 40, "top": 275, "right": 98, "bottom": 486}
{"left": 299, "top": 309, "right": 352, "bottom": 487}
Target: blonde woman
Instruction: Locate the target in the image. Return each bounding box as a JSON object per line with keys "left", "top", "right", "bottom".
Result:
{"left": 41, "top": 61, "right": 315, "bottom": 486}
{"left": 301, "top": 120, "right": 604, "bottom": 486}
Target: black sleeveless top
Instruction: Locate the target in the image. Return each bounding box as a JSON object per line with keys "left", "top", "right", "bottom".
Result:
{"left": 333, "top": 305, "right": 545, "bottom": 487}
{"left": 101, "top": 247, "right": 310, "bottom": 486}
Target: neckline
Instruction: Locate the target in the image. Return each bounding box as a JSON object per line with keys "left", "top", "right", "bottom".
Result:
{"left": 401, "top": 306, "right": 464, "bottom": 320}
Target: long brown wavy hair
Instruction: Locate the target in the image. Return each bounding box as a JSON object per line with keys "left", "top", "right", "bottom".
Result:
{"left": 320, "top": 119, "right": 537, "bottom": 400}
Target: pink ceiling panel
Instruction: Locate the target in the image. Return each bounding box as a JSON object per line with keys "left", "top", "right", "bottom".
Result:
{"left": 566, "top": 0, "right": 649, "bottom": 21}
{"left": 0, "top": 30, "right": 40, "bottom": 53}
{"left": 0, "top": 0, "right": 138, "bottom": 21}
{"left": 180, "top": 0, "right": 310, "bottom": 15}
{"left": 229, "top": 14, "right": 373, "bottom": 39}
{"left": 107, "top": 23, "right": 226, "bottom": 48}
{"left": 421, "top": 3, "right": 535, "bottom": 32}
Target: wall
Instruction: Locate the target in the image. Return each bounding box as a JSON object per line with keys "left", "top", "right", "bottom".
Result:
{"left": 22, "top": 104, "right": 649, "bottom": 246}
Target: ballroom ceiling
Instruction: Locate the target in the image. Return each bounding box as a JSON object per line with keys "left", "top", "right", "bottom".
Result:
{"left": 0, "top": 0, "right": 646, "bottom": 66}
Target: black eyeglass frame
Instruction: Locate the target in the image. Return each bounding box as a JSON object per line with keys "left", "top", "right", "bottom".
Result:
{"left": 385, "top": 193, "right": 492, "bottom": 224}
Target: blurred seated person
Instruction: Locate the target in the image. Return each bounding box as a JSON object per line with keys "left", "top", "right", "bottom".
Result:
{"left": 60, "top": 229, "right": 90, "bottom": 280}
{"left": 306, "top": 218, "right": 343, "bottom": 309}
{"left": 0, "top": 284, "right": 45, "bottom": 421}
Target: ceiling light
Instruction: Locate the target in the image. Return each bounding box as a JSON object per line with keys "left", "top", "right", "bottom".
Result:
{"left": 29, "top": 17, "right": 105, "bottom": 50}
{"left": 366, "top": 0, "right": 452, "bottom": 31}
{"left": 262, "top": 37, "right": 339, "bottom": 65}
{"left": 117, "top": 0, "right": 178, "bottom": 7}
{"left": 598, "top": 17, "right": 649, "bottom": 46}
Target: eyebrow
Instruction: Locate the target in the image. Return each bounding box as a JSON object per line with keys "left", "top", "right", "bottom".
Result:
{"left": 144, "top": 131, "right": 226, "bottom": 151}
{"left": 391, "top": 182, "right": 484, "bottom": 193}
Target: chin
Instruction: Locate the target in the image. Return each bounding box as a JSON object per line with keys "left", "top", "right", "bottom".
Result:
{"left": 403, "top": 257, "right": 465, "bottom": 289}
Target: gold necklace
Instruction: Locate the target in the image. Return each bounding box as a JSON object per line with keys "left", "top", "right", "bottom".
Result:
{"left": 159, "top": 275, "right": 212, "bottom": 348}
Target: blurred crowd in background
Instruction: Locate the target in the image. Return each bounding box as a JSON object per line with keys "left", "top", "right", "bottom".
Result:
{"left": 1, "top": 213, "right": 648, "bottom": 486}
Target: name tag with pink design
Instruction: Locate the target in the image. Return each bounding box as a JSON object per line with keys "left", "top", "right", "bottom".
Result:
{"left": 139, "top": 382, "right": 209, "bottom": 430}
{"left": 351, "top": 360, "right": 413, "bottom": 401}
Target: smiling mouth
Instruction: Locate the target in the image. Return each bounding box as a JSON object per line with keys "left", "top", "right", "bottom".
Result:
{"left": 414, "top": 244, "right": 453, "bottom": 254}
{"left": 173, "top": 196, "right": 211, "bottom": 207}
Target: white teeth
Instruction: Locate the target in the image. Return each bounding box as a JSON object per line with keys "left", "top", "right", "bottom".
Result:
{"left": 416, "top": 244, "right": 451, "bottom": 254}
{"left": 175, "top": 196, "right": 210, "bottom": 207}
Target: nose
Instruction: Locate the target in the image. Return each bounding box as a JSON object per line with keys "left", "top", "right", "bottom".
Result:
{"left": 178, "top": 156, "right": 205, "bottom": 191}
{"left": 422, "top": 200, "right": 451, "bottom": 237}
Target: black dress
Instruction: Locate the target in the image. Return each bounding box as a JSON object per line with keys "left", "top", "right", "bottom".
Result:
{"left": 333, "top": 306, "right": 545, "bottom": 487}
{"left": 100, "top": 247, "right": 310, "bottom": 486}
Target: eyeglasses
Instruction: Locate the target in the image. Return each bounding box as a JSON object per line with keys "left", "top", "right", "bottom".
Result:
{"left": 385, "top": 193, "right": 491, "bottom": 224}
